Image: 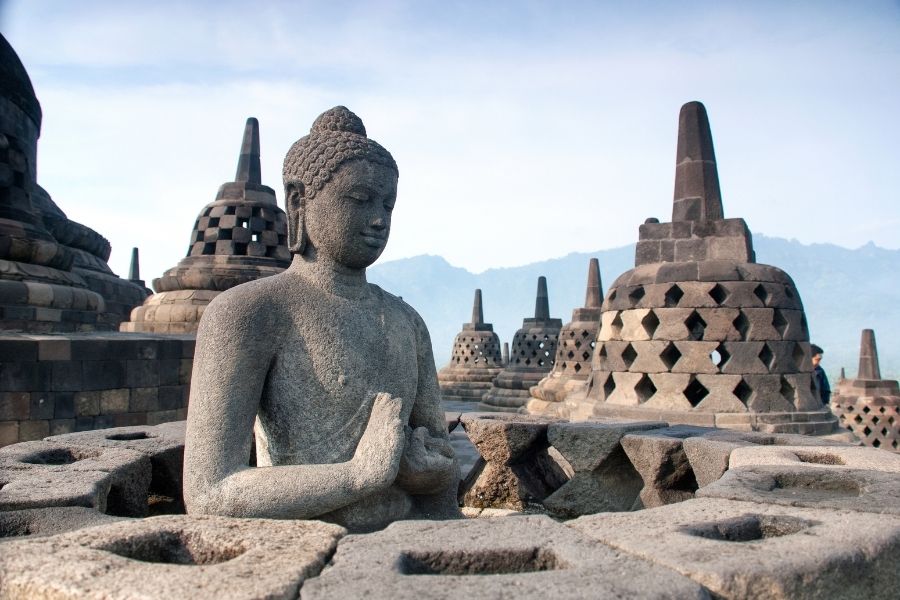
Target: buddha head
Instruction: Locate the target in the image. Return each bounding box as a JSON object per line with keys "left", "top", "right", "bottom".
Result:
{"left": 283, "top": 106, "right": 398, "bottom": 270}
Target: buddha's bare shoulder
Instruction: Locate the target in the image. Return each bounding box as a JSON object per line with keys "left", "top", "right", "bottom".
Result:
{"left": 197, "top": 271, "right": 303, "bottom": 337}
{"left": 368, "top": 283, "right": 430, "bottom": 331}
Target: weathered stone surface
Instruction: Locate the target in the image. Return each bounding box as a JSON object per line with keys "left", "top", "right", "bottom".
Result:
{"left": 302, "top": 515, "right": 709, "bottom": 599}
{"left": 570, "top": 497, "right": 900, "bottom": 599}
{"left": 0, "top": 440, "right": 150, "bottom": 515}
{"left": 46, "top": 421, "right": 186, "bottom": 512}
{"left": 542, "top": 420, "right": 666, "bottom": 516}
{"left": 728, "top": 444, "right": 900, "bottom": 473}
{"left": 459, "top": 413, "right": 568, "bottom": 510}
{"left": 184, "top": 107, "right": 459, "bottom": 533}
{"left": 0, "top": 515, "right": 345, "bottom": 599}
{"left": 0, "top": 506, "right": 123, "bottom": 541}
{"left": 697, "top": 465, "right": 900, "bottom": 514}
{"left": 620, "top": 426, "right": 714, "bottom": 508}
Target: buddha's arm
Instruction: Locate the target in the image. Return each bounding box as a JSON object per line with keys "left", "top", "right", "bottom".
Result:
{"left": 183, "top": 291, "right": 404, "bottom": 519}
{"left": 395, "top": 313, "right": 458, "bottom": 494}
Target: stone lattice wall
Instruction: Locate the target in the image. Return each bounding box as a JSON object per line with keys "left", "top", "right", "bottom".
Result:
{"left": 0, "top": 333, "right": 193, "bottom": 446}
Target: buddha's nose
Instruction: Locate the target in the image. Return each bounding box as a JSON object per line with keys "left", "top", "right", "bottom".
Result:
{"left": 371, "top": 216, "right": 386, "bottom": 230}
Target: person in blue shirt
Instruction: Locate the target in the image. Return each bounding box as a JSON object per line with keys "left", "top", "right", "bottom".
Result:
{"left": 811, "top": 344, "right": 831, "bottom": 405}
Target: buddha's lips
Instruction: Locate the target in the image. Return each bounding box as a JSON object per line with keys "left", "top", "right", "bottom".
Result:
{"left": 361, "top": 233, "right": 387, "bottom": 246}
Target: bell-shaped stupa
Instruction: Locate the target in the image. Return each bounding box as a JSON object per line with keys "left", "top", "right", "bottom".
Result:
{"left": 831, "top": 329, "right": 899, "bottom": 450}
{"left": 437, "top": 289, "right": 504, "bottom": 403}
{"left": 563, "top": 102, "right": 836, "bottom": 435}
{"left": 122, "top": 118, "right": 290, "bottom": 333}
{"left": 527, "top": 258, "right": 603, "bottom": 415}
{"left": 480, "top": 276, "right": 563, "bottom": 412}
{"left": 0, "top": 33, "right": 146, "bottom": 332}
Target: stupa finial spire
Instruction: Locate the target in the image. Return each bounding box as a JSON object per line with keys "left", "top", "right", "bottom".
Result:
{"left": 128, "top": 247, "right": 140, "bottom": 281}
{"left": 858, "top": 329, "right": 882, "bottom": 380}
{"left": 672, "top": 101, "right": 723, "bottom": 222}
{"left": 535, "top": 276, "right": 550, "bottom": 320}
{"left": 471, "top": 289, "right": 484, "bottom": 325}
{"left": 235, "top": 117, "right": 261, "bottom": 184}
{"left": 585, "top": 258, "right": 602, "bottom": 309}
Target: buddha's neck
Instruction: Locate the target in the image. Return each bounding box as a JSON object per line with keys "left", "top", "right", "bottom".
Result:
{"left": 290, "top": 251, "right": 370, "bottom": 300}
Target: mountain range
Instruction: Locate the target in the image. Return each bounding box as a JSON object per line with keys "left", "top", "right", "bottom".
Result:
{"left": 368, "top": 236, "right": 900, "bottom": 384}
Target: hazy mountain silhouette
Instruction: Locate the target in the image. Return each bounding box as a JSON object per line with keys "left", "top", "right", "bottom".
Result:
{"left": 369, "top": 236, "right": 899, "bottom": 384}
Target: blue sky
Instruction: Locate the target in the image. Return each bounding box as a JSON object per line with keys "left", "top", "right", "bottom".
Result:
{"left": 2, "top": 0, "right": 898, "bottom": 280}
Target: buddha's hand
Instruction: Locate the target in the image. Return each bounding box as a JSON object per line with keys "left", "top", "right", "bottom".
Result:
{"left": 396, "top": 426, "right": 457, "bottom": 494}
{"left": 352, "top": 392, "right": 408, "bottom": 490}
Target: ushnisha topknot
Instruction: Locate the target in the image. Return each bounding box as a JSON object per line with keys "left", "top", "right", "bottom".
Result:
{"left": 282, "top": 106, "right": 397, "bottom": 199}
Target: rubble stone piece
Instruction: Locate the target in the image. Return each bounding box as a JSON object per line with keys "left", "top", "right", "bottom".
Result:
{"left": 0, "top": 515, "right": 345, "bottom": 599}
{"left": 542, "top": 420, "right": 667, "bottom": 516}
{"left": 302, "top": 515, "right": 709, "bottom": 599}
{"left": 481, "top": 276, "right": 563, "bottom": 412}
{"left": 528, "top": 258, "right": 603, "bottom": 415}
{"left": 565, "top": 101, "right": 835, "bottom": 435}
{"left": 0, "top": 440, "right": 150, "bottom": 515}
{"left": 831, "top": 328, "right": 900, "bottom": 451}
{"left": 122, "top": 117, "right": 290, "bottom": 334}
{"left": 0, "top": 506, "right": 124, "bottom": 541}
{"left": 437, "top": 289, "right": 504, "bottom": 403}
{"left": 570, "top": 497, "right": 900, "bottom": 599}
{"left": 459, "top": 413, "right": 568, "bottom": 510}
{"left": 184, "top": 107, "right": 459, "bottom": 533}
{"left": 697, "top": 465, "right": 900, "bottom": 514}
{"left": 46, "top": 421, "right": 186, "bottom": 512}
{"left": 620, "top": 425, "right": 717, "bottom": 508}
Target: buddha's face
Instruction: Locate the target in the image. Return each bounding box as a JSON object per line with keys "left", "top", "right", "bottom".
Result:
{"left": 302, "top": 159, "right": 398, "bottom": 270}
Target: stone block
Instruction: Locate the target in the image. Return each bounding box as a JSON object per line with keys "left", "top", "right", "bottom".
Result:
{"left": 619, "top": 308, "right": 654, "bottom": 341}
{"left": 543, "top": 420, "right": 667, "bottom": 516}
{"left": 643, "top": 372, "right": 693, "bottom": 411}
{"left": 727, "top": 444, "right": 900, "bottom": 473}
{"left": 674, "top": 238, "right": 707, "bottom": 262}
{"left": 0, "top": 421, "right": 18, "bottom": 447}
{"left": 671, "top": 341, "right": 719, "bottom": 374}
{"left": 694, "top": 374, "right": 746, "bottom": 412}
{"left": 719, "top": 341, "right": 768, "bottom": 374}
{"left": 74, "top": 390, "right": 100, "bottom": 416}
{"left": 459, "top": 414, "right": 568, "bottom": 510}
{"left": 620, "top": 426, "right": 713, "bottom": 508}
{"left": 29, "top": 392, "right": 54, "bottom": 420}
{"left": 126, "top": 359, "right": 160, "bottom": 387}
{"left": 651, "top": 308, "right": 695, "bottom": 340}
{"left": 0, "top": 339, "right": 37, "bottom": 362}
{"left": 697, "top": 465, "right": 900, "bottom": 515}
{"left": 18, "top": 419, "right": 49, "bottom": 441}
{"left": 0, "top": 515, "right": 344, "bottom": 599}
{"left": 0, "top": 361, "right": 49, "bottom": 392}
{"left": 53, "top": 392, "right": 75, "bottom": 418}
{"left": 129, "top": 386, "right": 159, "bottom": 412}
{"left": 302, "top": 515, "right": 707, "bottom": 599}
{"left": 695, "top": 308, "right": 741, "bottom": 341}
{"left": 742, "top": 374, "right": 795, "bottom": 413}
{"left": 0, "top": 440, "right": 151, "bottom": 516}
{"left": 158, "top": 385, "right": 186, "bottom": 410}
{"left": 50, "top": 360, "right": 83, "bottom": 391}
{"left": 606, "top": 371, "right": 652, "bottom": 406}
{"left": 100, "top": 388, "right": 130, "bottom": 415}
{"left": 48, "top": 421, "right": 187, "bottom": 501}
{"left": 49, "top": 418, "right": 76, "bottom": 436}
{"left": 738, "top": 308, "right": 779, "bottom": 340}
{"left": 81, "top": 359, "right": 126, "bottom": 390}
{"left": 0, "top": 392, "right": 29, "bottom": 420}
{"left": 0, "top": 506, "right": 124, "bottom": 541}
{"left": 629, "top": 341, "right": 673, "bottom": 373}
{"left": 569, "top": 497, "right": 900, "bottom": 600}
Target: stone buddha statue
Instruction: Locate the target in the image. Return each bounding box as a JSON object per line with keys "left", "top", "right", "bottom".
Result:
{"left": 184, "top": 106, "right": 459, "bottom": 532}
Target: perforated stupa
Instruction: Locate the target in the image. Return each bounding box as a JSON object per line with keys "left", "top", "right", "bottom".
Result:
{"left": 562, "top": 101, "right": 837, "bottom": 435}
{"left": 437, "top": 289, "right": 504, "bottom": 403}
{"left": 121, "top": 118, "right": 290, "bottom": 333}
{"left": 480, "top": 276, "right": 562, "bottom": 412}
{"left": 527, "top": 258, "right": 603, "bottom": 415}
{"left": 831, "top": 329, "right": 900, "bottom": 450}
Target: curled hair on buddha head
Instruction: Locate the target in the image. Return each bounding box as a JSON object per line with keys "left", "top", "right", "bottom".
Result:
{"left": 282, "top": 106, "right": 398, "bottom": 254}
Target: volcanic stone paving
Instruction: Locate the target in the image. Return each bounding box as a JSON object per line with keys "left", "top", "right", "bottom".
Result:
{"left": 480, "top": 276, "right": 563, "bottom": 412}
{"left": 528, "top": 258, "right": 603, "bottom": 414}
{"left": 121, "top": 117, "right": 290, "bottom": 334}
{"left": 561, "top": 101, "right": 836, "bottom": 436}
{"left": 831, "top": 329, "right": 900, "bottom": 451}
{"left": 0, "top": 33, "right": 147, "bottom": 332}
{"left": 437, "top": 289, "right": 504, "bottom": 403}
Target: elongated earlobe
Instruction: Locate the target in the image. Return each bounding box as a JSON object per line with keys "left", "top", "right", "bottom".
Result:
{"left": 286, "top": 183, "right": 306, "bottom": 254}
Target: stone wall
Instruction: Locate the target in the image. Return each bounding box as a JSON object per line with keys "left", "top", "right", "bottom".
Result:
{"left": 0, "top": 333, "right": 193, "bottom": 446}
